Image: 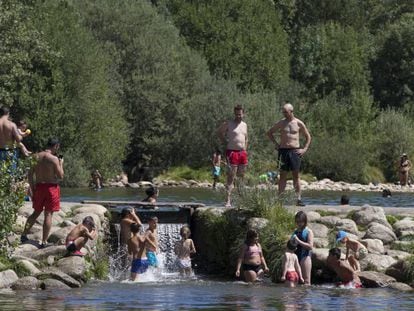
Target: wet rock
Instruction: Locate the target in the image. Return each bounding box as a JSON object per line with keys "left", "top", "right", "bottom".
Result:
{"left": 37, "top": 268, "right": 81, "bottom": 288}
{"left": 361, "top": 239, "right": 384, "bottom": 255}
{"left": 308, "top": 223, "right": 329, "bottom": 238}
{"left": 387, "top": 282, "right": 413, "bottom": 292}
{"left": 247, "top": 218, "right": 269, "bottom": 231}
{"left": 385, "top": 250, "right": 411, "bottom": 260}
{"left": 57, "top": 256, "right": 86, "bottom": 281}
{"left": 359, "top": 271, "right": 396, "bottom": 288}
{"left": 72, "top": 205, "right": 107, "bottom": 221}
{"left": 306, "top": 211, "right": 321, "bottom": 222}
{"left": 318, "top": 216, "right": 340, "bottom": 227}
{"left": 48, "top": 226, "right": 75, "bottom": 244}
{"left": 360, "top": 253, "right": 397, "bottom": 271}
{"left": 27, "top": 245, "right": 67, "bottom": 261}
{"left": 11, "top": 276, "right": 41, "bottom": 290}
{"left": 336, "top": 219, "right": 359, "bottom": 235}
{"left": 352, "top": 206, "right": 391, "bottom": 228}
{"left": 385, "top": 260, "right": 411, "bottom": 282}
{"left": 363, "top": 222, "right": 397, "bottom": 244}
{"left": 40, "top": 278, "right": 71, "bottom": 290}
{"left": 71, "top": 213, "right": 101, "bottom": 230}
{"left": 311, "top": 248, "right": 330, "bottom": 269}
{"left": 0, "top": 270, "right": 19, "bottom": 288}
{"left": 16, "top": 260, "right": 41, "bottom": 276}
{"left": 313, "top": 238, "right": 329, "bottom": 248}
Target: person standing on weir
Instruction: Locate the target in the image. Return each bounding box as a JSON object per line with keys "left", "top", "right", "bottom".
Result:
{"left": 218, "top": 105, "right": 248, "bottom": 207}
{"left": 267, "top": 103, "right": 311, "bottom": 206}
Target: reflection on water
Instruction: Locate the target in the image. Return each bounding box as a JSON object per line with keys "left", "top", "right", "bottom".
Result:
{"left": 61, "top": 187, "right": 414, "bottom": 208}
{"left": 1, "top": 280, "right": 414, "bottom": 310}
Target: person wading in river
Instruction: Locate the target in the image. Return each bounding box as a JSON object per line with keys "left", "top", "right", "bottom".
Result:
{"left": 267, "top": 103, "right": 311, "bottom": 206}
{"left": 21, "top": 138, "right": 64, "bottom": 247}
{"left": 218, "top": 105, "right": 248, "bottom": 207}
{"left": 0, "top": 106, "right": 22, "bottom": 165}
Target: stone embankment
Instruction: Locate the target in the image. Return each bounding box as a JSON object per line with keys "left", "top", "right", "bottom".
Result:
{"left": 0, "top": 202, "right": 108, "bottom": 291}
{"left": 193, "top": 204, "right": 414, "bottom": 291}
{"left": 108, "top": 176, "right": 414, "bottom": 194}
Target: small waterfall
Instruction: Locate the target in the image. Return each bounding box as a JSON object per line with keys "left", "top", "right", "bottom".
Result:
{"left": 108, "top": 221, "right": 187, "bottom": 281}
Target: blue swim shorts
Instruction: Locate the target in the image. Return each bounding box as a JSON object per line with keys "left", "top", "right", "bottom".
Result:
{"left": 131, "top": 258, "right": 149, "bottom": 274}
{"left": 212, "top": 166, "right": 221, "bottom": 177}
{"left": 146, "top": 251, "right": 158, "bottom": 267}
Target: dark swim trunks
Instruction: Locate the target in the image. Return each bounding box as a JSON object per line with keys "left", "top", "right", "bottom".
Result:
{"left": 242, "top": 263, "right": 262, "bottom": 274}
{"left": 131, "top": 258, "right": 149, "bottom": 274}
{"left": 278, "top": 148, "right": 301, "bottom": 172}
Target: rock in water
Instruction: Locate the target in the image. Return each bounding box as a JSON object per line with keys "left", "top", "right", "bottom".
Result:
{"left": 387, "top": 282, "right": 413, "bottom": 292}
{"left": 11, "top": 276, "right": 41, "bottom": 290}
{"left": 57, "top": 256, "right": 87, "bottom": 281}
{"left": 363, "top": 222, "right": 397, "bottom": 244}
{"left": 359, "top": 271, "right": 396, "bottom": 288}
{"left": 36, "top": 268, "right": 81, "bottom": 288}
{"left": 40, "top": 278, "right": 71, "bottom": 290}
{"left": 385, "top": 260, "right": 411, "bottom": 283}
{"left": 0, "top": 270, "right": 19, "bottom": 288}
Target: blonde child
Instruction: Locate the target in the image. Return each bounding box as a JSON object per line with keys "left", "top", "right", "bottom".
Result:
{"left": 174, "top": 226, "right": 196, "bottom": 276}
{"left": 16, "top": 120, "right": 31, "bottom": 157}
{"left": 336, "top": 230, "right": 368, "bottom": 272}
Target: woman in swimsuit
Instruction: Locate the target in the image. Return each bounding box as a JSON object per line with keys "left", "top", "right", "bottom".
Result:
{"left": 399, "top": 153, "right": 412, "bottom": 186}
{"left": 292, "top": 211, "right": 314, "bottom": 285}
{"left": 235, "top": 229, "right": 269, "bottom": 282}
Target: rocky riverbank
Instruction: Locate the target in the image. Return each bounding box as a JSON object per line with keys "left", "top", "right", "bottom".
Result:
{"left": 107, "top": 176, "right": 414, "bottom": 194}
{"left": 0, "top": 202, "right": 109, "bottom": 291}
{"left": 192, "top": 204, "right": 414, "bottom": 291}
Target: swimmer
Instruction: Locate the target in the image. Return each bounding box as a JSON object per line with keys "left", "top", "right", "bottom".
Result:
{"left": 281, "top": 239, "right": 304, "bottom": 287}
{"left": 143, "top": 186, "right": 158, "bottom": 205}
{"left": 120, "top": 207, "right": 142, "bottom": 245}
{"left": 235, "top": 229, "right": 269, "bottom": 282}
{"left": 336, "top": 231, "right": 367, "bottom": 272}
{"left": 145, "top": 216, "right": 159, "bottom": 267}
{"left": 65, "top": 216, "right": 97, "bottom": 256}
{"left": 327, "top": 247, "right": 363, "bottom": 288}
{"left": 174, "top": 226, "right": 196, "bottom": 276}
{"left": 128, "top": 223, "right": 149, "bottom": 281}
{"left": 340, "top": 195, "right": 350, "bottom": 205}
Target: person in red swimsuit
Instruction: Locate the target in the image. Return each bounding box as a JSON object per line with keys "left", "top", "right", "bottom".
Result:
{"left": 281, "top": 239, "right": 304, "bottom": 287}
{"left": 218, "top": 105, "right": 248, "bottom": 207}
{"left": 21, "top": 138, "right": 64, "bottom": 248}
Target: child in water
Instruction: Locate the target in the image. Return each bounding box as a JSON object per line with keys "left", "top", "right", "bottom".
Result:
{"left": 212, "top": 149, "right": 223, "bottom": 189}
{"left": 145, "top": 216, "right": 159, "bottom": 267}
{"left": 65, "top": 216, "right": 97, "bottom": 256}
{"left": 292, "top": 211, "right": 314, "bottom": 285}
{"left": 235, "top": 229, "right": 269, "bottom": 282}
{"left": 120, "top": 207, "right": 142, "bottom": 245}
{"left": 143, "top": 186, "right": 158, "bottom": 205}
{"left": 128, "top": 223, "right": 149, "bottom": 281}
{"left": 281, "top": 239, "right": 304, "bottom": 287}
{"left": 336, "top": 230, "right": 368, "bottom": 272}
{"left": 16, "top": 120, "right": 32, "bottom": 157}
{"left": 174, "top": 226, "right": 196, "bottom": 276}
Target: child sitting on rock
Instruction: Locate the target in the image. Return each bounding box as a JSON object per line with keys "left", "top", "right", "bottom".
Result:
{"left": 174, "top": 226, "right": 196, "bottom": 276}
{"left": 336, "top": 230, "right": 368, "bottom": 272}
{"left": 281, "top": 239, "right": 304, "bottom": 287}
{"left": 65, "top": 216, "right": 97, "bottom": 256}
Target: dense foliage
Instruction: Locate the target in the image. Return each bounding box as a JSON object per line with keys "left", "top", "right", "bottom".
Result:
{"left": 2, "top": 0, "right": 414, "bottom": 184}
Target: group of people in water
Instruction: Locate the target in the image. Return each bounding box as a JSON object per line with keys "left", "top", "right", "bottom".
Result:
{"left": 237, "top": 211, "right": 368, "bottom": 288}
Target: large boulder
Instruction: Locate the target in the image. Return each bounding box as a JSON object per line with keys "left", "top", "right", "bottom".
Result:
{"left": 14, "top": 243, "right": 39, "bottom": 256}
{"left": 72, "top": 204, "right": 108, "bottom": 221}
{"left": 393, "top": 218, "right": 414, "bottom": 239}
{"left": 27, "top": 246, "right": 67, "bottom": 261}
{"left": 308, "top": 223, "right": 329, "bottom": 238}
{"left": 387, "top": 282, "right": 413, "bottom": 292}
{"left": 336, "top": 219, "right": 359, "bottom": 235}
{"left": 363, "top": 222, "right": 397, "bottom": 244}
{"left": 71, "top": 213, "right": 101, "bottom": 230}
{"left": 16, "top": 260, "right": 41, "bottom": 276}
{"left": 385, "top": 250, "right": 411, "bottom": 261}
{"left": 385, "top": 260, "right": 411, "bottom": 283}
{"left": 0, "top": 270, "right": 19, "bottom": 288}
{"left": 352, "top": 206, "right": 391, "bottom": 228}
{"left": 359, "top": 271, "right": 396, "bottom": 288}
{"left": 57, "top": 256, "right": 87, "bottom": 281}
{"left": 28, "top": 226, "right": 60, "bottom": 242}
{"left": 306, "top": 211, "right": 321, "bottom": 222}
{"left": 37, "top": 268, "right": 81, "bottom": 288}
{"left": 360, "top": 253, "right": 397, "bottom": 272}
{"left": 40, "top": 278, "right": 71, "bottom": 290}
{"left": 318, "top": 216, "right": 340, "bottom": 227}
{"left": 361, "top": 239, "right": 384, "bottom": 255}
{"left": 247, "top": 218, "right": 269, "bottom": 231}
{"left": 11, "top": 276, "right": 41, "bottom": 290}
{"left": 311, "top": 248, "right": 330, "bottom": 269}
{"left": 48, "top": 226, "right": 75, "bottom": 244}
{"left": 313, "top": 238, "right": 329, "bottom": 248}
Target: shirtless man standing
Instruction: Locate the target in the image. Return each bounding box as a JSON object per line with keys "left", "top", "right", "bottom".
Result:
{"left": 267, "top": 103, "right": 311, "bottom": 206}
{"left": 0, "top": 106, "right": 22, "bottom": 164}
{"left": 21, "top": 138, "right": 64, "bottom": 247}
{"left": 218, "top": 105, "right": 248, "bottom": 207}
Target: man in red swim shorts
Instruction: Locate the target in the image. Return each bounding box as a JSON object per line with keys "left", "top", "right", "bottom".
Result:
{"left": 21, "top": 138, "right": 64, "bottom": 248}
{"left": 218, "top": 105, "right": 248, "bottom": 207}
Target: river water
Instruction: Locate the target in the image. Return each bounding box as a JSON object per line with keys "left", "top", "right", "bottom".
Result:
{"left": 2, "top": 187, "right": 413, "bottom": 310}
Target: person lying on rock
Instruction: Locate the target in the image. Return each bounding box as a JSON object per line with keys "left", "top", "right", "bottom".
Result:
{"left": 65, "top": 216, "right": 97, "bottom": 256}
{"left": 327, "top": 247, "right": 363, "bottom": 288}
{"left": 281, "top": 239, "right": 304, "bottom": 287}
{"left": 336, "top": 230, "right": 367, "bottom": 272}
{"left": 235, "top": 229, "right": 269, "bottom": 282}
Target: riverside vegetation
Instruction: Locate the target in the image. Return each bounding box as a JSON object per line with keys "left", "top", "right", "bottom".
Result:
{"left": 2, "top": 1, "right": 414, "bottom": 185}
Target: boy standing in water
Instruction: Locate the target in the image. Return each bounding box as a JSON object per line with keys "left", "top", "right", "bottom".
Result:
{"left": 120, "top": 207, "right": 142, "bottom": 245}
{"left": 281, "top": 240, "right": 304, "bottom": 287}
{"left": 145, "top": 216, "right": 159, "bottom": 267}
{"left": 174, "top": 226, "right": 196, "bottom": 276}
{"left": 336, "top": 231, "right": 368, "bottom": 272}
{"left": 128, "top": 223, "right": 149, "bottom": 281}
{"left": 65, "top": 216, "right": 97, "bottom": 256}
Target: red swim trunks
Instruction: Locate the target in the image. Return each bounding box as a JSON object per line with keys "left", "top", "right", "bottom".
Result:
{"left": 286, "top": 271, "right": 299, "bottom": 282}
{"left": 226, "top": 150, "right": 248, "bottom": 166}
{"left": 33, "top": 183, "right": 61, "bottom": 212}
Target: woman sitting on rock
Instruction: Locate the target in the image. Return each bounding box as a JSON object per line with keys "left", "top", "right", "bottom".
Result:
{"left": 235, "top": 229, "right": 269, "bottom": 282}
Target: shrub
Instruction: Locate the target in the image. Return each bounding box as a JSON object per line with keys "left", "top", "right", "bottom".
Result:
{"left": 60, "top": 149, "right": 90, "bottom": 188}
